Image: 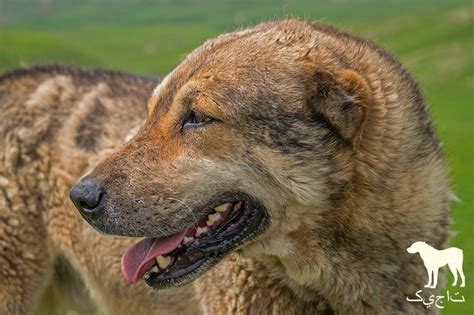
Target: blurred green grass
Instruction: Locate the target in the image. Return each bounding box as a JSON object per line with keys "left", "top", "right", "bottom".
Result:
{"left": 0, "top": 0, "right": 472, "bottom": 314}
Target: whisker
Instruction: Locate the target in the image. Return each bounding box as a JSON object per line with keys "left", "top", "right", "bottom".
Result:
{"left": 166, "top": 197, "right": 199, "bottom": 226}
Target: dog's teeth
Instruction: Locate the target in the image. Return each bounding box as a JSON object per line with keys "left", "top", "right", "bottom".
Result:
{"left": 183, "top": 236, "right": 194, "bottom": 245}
{"left": 155, "top": 255, "right": 171, "bottom": 269}
{"left": 206, "top": 212, "right": 222, "bottom": 226}
{"left": 214, "top": 203, "right": 231, "bottom": 213}
{"left": 234, "top": 202, "right": 242, "bottom": 211}
{"left": 151, "top": 265, "right": 159, "bottom": 273}
{"left": 196, "top": 226, "right": 209, "bottom": 237}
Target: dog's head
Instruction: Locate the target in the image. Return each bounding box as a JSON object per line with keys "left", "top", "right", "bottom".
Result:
{"left": 70, "top": 19, "right": 372, "bottom": 289}
{"left": 407, "top": 241, "right": 426, "bottom": 254}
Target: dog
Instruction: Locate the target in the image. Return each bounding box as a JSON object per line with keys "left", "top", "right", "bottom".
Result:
{"left": 407, "top": 241, "right": 465, "bottom": 288}
{"left": 70, "top": 19, "right": 454, "bottom": 314}
{"left": 0, "top": 65, "right": 197, "bottom": 314}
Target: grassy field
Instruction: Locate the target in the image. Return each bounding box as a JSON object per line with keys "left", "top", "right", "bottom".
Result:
{"left": 0, "top": 0, "right": 472, "bottom": 313}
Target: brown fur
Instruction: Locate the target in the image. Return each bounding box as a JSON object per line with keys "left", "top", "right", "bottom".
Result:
{"left": 65, "top": 20, "right": 450, "bottom": 314}
{"left": 77, "top": 20, "right": 452, "bottom": 314}
{"left": 0, "top": 65, "right": 198, "bottom": 314}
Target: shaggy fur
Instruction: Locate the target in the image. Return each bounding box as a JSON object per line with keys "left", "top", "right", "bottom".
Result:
{"left": 0, "top": 66, "right": 198, "bottom": 315}
{"left": 75, "top": 19, "right": 452, "bottom": 314}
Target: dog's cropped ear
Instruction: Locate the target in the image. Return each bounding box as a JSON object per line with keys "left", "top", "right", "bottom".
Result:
{"left": 308, "top": 69, "right": 371, "bottom": 142}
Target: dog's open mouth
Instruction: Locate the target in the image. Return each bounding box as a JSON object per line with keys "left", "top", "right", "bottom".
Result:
{"left": 120, "top": 198, "right": 268, "bottom": 289}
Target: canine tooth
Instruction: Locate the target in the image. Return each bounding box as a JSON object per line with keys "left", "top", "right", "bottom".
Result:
{"left": 207, "top": 212, "right": 222, "bottom": 226}
{"left": 196, "top": 226, "right": 209, "bottom": 237}
{"left": 151, "top": 265, "right": 160, "bottom": 273}
{"left": 183, "top": 236, "right": 194, "bottom": 245}
{"left": 155, "top": 255, "right": 171, "bottom": 269}
{"left": 214, "top": 203, "right": 231, "bottom": 212}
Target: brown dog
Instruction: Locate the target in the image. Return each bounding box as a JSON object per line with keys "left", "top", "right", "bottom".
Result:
{"left": 0, "top": 66, "right": 197, "bottom": 314}
{"left": 71, "top": 19, "right": 453, "bottom": 314}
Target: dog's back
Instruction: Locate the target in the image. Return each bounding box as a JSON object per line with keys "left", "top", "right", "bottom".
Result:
{"left": 0, "top": 65, "right": 197, "bottom": 314}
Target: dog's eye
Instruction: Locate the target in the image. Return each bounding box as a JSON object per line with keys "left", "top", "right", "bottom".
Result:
{"left": 183, "top": 111, "right": 213, "bottom": 129}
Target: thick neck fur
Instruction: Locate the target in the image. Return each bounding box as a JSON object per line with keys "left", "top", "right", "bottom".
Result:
{"left": 241, "top": 157, "right": 451, "bottom": 314}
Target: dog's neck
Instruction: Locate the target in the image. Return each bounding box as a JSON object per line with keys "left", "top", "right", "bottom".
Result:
{"left": 415, "top": 243, "right": 436, "bottom": 261}
{"left": 241, "top": 190, "right": 449, "bottom": 314}
{"left": 239, "top": 106, "right": 451, "bottom": 313}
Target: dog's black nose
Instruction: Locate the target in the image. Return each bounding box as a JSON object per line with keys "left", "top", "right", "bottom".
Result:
{"left": 69, "top": 176, "right": 105, "bottom": 219}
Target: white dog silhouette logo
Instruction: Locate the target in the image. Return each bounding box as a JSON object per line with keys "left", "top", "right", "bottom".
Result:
{"left": 407, "top": 241, "right": 465, "bottom": 288}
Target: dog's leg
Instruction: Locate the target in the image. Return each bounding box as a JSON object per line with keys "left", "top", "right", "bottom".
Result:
{"left": 448, "top": 262, "right": 458, "bottom": 286}
{"left": 456, "top": 260, "right": 465, "bottom": 287}
{"left": 459, "top": 269, "right": 466, "bottom": 287}
{"left": 424, "top": 268, "right": 432, "bottom": 288}
{"left": 430, "top": 268, "right": 439, "bottom": 289}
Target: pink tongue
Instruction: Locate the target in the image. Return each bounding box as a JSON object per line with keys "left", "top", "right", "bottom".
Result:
{"left": 121, "top": 230, "right": 187, "bottom": 284}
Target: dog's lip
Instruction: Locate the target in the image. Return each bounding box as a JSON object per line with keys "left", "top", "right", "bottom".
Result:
{"left": 143, "top": 200, "right": 269, "bottom": 290}
{"left": 120, "top": 196, "right": 268, "bottom": 288}
{"left": 120, "top": 200, "right": 240, "bottom": 285}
